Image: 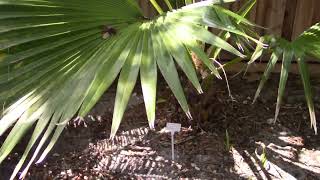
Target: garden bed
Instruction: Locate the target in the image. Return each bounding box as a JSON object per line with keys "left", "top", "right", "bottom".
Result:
{"left": 1, "top": 72, "right": 320, "bottom": 179}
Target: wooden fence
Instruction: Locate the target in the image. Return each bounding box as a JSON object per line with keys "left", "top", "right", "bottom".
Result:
{"left": 229, "top": 0, "right": 320, "bottom": 40}
{"left": 137, "top": 0, "right": 320, "bottom": 74}
{"left": 138, "top": 0, "right": 320, "bottom": 40}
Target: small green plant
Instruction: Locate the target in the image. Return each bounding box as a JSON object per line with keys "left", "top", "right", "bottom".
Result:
{"left": 260, "top": 146, "right": 267, "bottom": 168}
{"left": 250, "top": 23, "right": 320, "bottom": 134}
{"left": 224, "top": 129, "right": 233, "bottom": 151}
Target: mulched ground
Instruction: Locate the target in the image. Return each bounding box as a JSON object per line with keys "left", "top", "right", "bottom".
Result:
{"left": 1, "top": 72, "right": 320, "bottom": 179}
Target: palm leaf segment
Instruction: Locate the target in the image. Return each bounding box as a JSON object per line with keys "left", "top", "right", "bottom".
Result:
{"left": 0, "top": 0, "right": 253, "bottom": 178}
{"left": 252, "top": 23, "right": 320, "bottom": 134}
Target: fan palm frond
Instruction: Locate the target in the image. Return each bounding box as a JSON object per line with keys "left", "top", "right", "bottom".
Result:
{"left": 209, "top": 0, "right": 259, "bottom": 59}
{"left": 295, "top": 23, "right": 320, "bottom": 59}
{"left": 0, "top": 0, "right": 258, "bottom": 178}
{"left": 252, "top": 23, "right": 320, "bottom": 134}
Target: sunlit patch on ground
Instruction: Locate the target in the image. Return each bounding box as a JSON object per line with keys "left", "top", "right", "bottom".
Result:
{"left": 47, "top": 120, "right": 320, "bottom": 179}
{"left": 91, "top": 127, "right": 150, "bottom": 152}
{"left": 230, "top": 126, "right": 320, "bottom": 180}
{"left": 5, "top": 74, "right": 319, "bottom": 179}
{"left": 82, "top": 127, "right": 198, "bottom": 179}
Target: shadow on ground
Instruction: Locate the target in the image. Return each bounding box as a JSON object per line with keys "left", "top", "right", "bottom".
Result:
{"left": 1, "top": 73, "right": 320, "bottom": 179}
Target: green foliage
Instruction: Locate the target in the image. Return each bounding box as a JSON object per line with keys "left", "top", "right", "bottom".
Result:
{"left": 259, "top": 146, "right": 268, "bottom": 168}
{"left": 225, "top": 129, "right": 232, "bottom": 151}
{"left": 210, "top": 0, "right": 259, "bottom": 59}
{"left": 252, "top": 23, "right": 320, "bottom": 134}
{"left": 295, "top": 23, "right": 320, "bottom": 59}
{"left": 2, "top": 0, "right": 318, "bottom": 178}
{"left": 0, "top": 0, "right": 256, "bottom": 178}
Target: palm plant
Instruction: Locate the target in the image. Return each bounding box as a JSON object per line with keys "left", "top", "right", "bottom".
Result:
{"left": 251, "top": 23, "right": 320, "bottom": 134}
{"left": 0, "top": 0, "right": 258, "bottom": 178}
{"left": 209, "top": 0, "right": 258, "bottom": 60}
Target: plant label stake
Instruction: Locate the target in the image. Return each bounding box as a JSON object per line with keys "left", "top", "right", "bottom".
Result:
{"left": 166, "top": 123, "right": 181, "bottom": 161}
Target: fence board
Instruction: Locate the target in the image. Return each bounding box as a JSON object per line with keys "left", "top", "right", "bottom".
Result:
{"left": 292, "top": 0, "right": 315, "bottom": 39}
{"left": 256, "top": 0, "right": 286, "bottom": 35}
{"left": 268, "top": 0, "right": 286, "bottom": 35}
{"left": 138, "top": 0, "right": 157, "bottom": 17}
{"left": 281, "top": 0, "right": 297, "bottom": 40}
{"left": 312, "top": 1, "right": 320, "bottom": 24}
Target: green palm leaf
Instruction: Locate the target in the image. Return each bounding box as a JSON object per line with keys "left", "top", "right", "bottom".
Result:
{"left": 253, "top": 47, "right": 282, "bottom": 103}
{"left": 209, "top": 0, "right": 258, "bottom": 58}
{"left": 0, "top": 0, "right": 255, "bottom": 178}
{"left": 295, "top": 23, "right": 320, "bottom": 59}
{"left": 140, "top": 26, "right": 157, "bottom": 129}
{"left": 297, "top": 57, "right": 317, "bottom": 134}
{"left": 275, "top": 48, "right": 293, "bottom": 121}
{"left": 254, "top": 23, "right": 320, "bottom": 133}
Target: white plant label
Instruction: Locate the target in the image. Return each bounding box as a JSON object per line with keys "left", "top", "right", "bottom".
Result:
{"left": 166, "top": 123, "right": 181, "bottom": 133}
{"left": 166, "top": 123, "right": 181, "bottom": 161}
